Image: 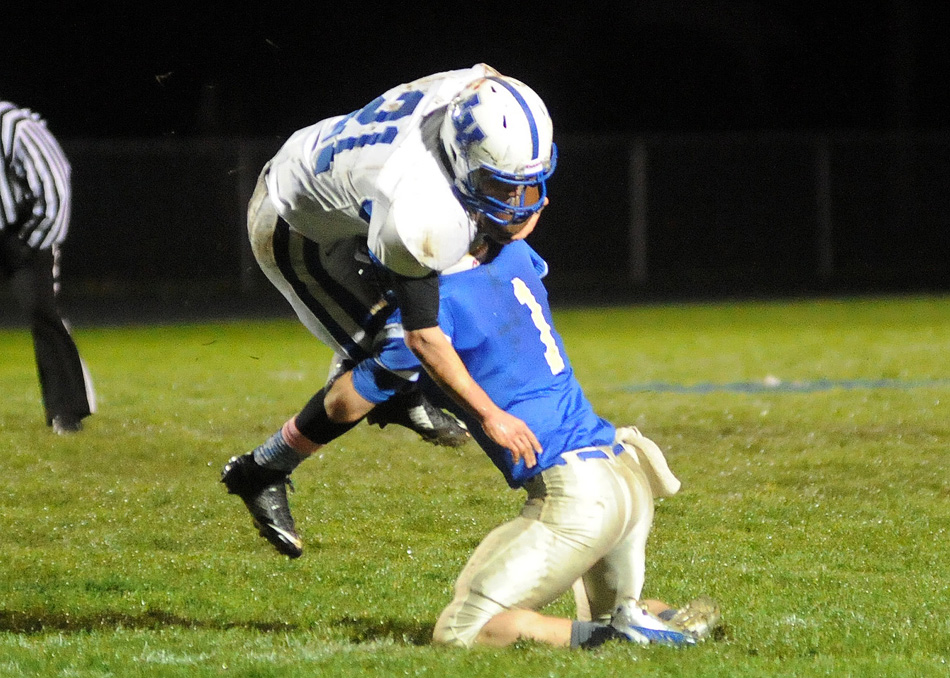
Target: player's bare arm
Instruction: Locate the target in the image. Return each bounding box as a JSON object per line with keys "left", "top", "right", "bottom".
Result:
{"left": 390, "top": 268, "right": 541, "bottom": 465}
{"left": 404, "top": 325, "right": 541, "bottom": 467}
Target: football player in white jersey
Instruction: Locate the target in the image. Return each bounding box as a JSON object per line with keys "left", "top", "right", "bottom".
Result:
{"left": 222, "top": 64, "right": 557, "bottom": 558}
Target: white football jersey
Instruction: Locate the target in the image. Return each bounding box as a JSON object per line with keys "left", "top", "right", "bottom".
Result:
{"left": 266, "top": 64, "right": 497, "bottom": 278}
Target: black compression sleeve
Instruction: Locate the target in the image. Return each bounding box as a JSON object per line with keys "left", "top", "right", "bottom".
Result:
{"left": 389, "top": 272, "right": 440, "bottom": 331}
{"left": 295, "top": 386, "right": 360, "bottom": 444}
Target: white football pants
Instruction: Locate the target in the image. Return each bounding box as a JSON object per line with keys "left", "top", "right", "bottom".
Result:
{"left": 432, "top": 440, "right": 656, "bottom": 647}
{"left": 247, "top": 166, "right": 394, "bottom": 363}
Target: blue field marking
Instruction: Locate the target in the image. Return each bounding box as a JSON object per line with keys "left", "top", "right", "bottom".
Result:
{"left": 622, "top": 378, "right": 950, "bottom": 394}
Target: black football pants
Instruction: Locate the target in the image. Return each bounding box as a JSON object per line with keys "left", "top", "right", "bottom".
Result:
{"left": 2, "top": 239, "right": 94, "bottom": 425}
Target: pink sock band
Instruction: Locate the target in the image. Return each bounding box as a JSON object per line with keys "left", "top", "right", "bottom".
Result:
{"left": 282, "top": 419, "right": 321, "bottom": 454}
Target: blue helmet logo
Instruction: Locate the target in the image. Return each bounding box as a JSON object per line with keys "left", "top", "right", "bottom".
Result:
{"left": 451, "top": 94, "right": 486, "bottom": 148}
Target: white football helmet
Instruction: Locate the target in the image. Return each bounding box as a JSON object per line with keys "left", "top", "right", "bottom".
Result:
{"left": 440, "top": 75, "right": 557, "bottom": 224}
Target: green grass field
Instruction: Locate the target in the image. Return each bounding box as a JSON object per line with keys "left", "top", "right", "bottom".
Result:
{"left": 1, "top": 294, "right": 948, "bottom": 677}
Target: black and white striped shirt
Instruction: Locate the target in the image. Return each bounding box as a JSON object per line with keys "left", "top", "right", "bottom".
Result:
{"left": 0, "top": 101, "right": 71, "bottom": 250}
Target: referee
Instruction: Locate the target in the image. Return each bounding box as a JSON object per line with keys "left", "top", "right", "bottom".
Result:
{"left": 1, "top": 100, "right": 95, "bottom": 433}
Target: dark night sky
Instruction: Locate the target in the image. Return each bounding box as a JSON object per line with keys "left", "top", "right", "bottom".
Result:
{"left": 3, "top": 2, "right": 948, "bottom": 140}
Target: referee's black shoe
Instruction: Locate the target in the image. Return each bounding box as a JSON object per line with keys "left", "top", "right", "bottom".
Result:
{"left": 221, "top": 453, "right": 303, "bottom": 558}
{"left": 367, "top": 385, "right": 470, "bottom": 447}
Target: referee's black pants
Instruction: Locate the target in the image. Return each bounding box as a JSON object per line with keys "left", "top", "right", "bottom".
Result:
{"left": 2, "top": 238, "right": 94, "bottom": 426}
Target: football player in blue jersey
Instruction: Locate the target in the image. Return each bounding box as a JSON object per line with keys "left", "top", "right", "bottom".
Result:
{"left": 350, "top": 239, "right": 720, "bottom": 649}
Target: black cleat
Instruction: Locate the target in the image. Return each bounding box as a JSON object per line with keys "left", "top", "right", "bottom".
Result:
{"left": 221, "top": 453, "right": 303, "bottom": 558}
{"left": 366, "top": 386, "right": 470, "bottom": 447}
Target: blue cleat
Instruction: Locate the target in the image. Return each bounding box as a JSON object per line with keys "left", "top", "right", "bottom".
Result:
{"left": 610, "top": 601, "right": 697, "bottom": 646}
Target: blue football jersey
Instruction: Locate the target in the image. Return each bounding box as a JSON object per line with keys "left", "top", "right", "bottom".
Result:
{"left": 368, "top": 240, "right": 616, "bottom": 487}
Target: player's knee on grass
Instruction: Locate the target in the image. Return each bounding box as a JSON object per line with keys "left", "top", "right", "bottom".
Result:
{"left": 432, "top": 591, "right": 504, "bottom": 648}
{"left": 474, "top": 609, "right": 547, "bottom": 647}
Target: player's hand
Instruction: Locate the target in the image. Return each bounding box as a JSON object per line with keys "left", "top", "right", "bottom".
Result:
{"left": 481, "top": 409, "right": 542, "bottom": 468}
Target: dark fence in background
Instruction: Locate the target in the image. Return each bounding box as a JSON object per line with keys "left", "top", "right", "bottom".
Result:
{"left": 60, "top": 137, "right": 278, "bottom": 296}
{"left": 532, "top": 131, "right": 950, "bottom": 302}
{"left": 52, "top": 131, "right": 950, "bottom": 314}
